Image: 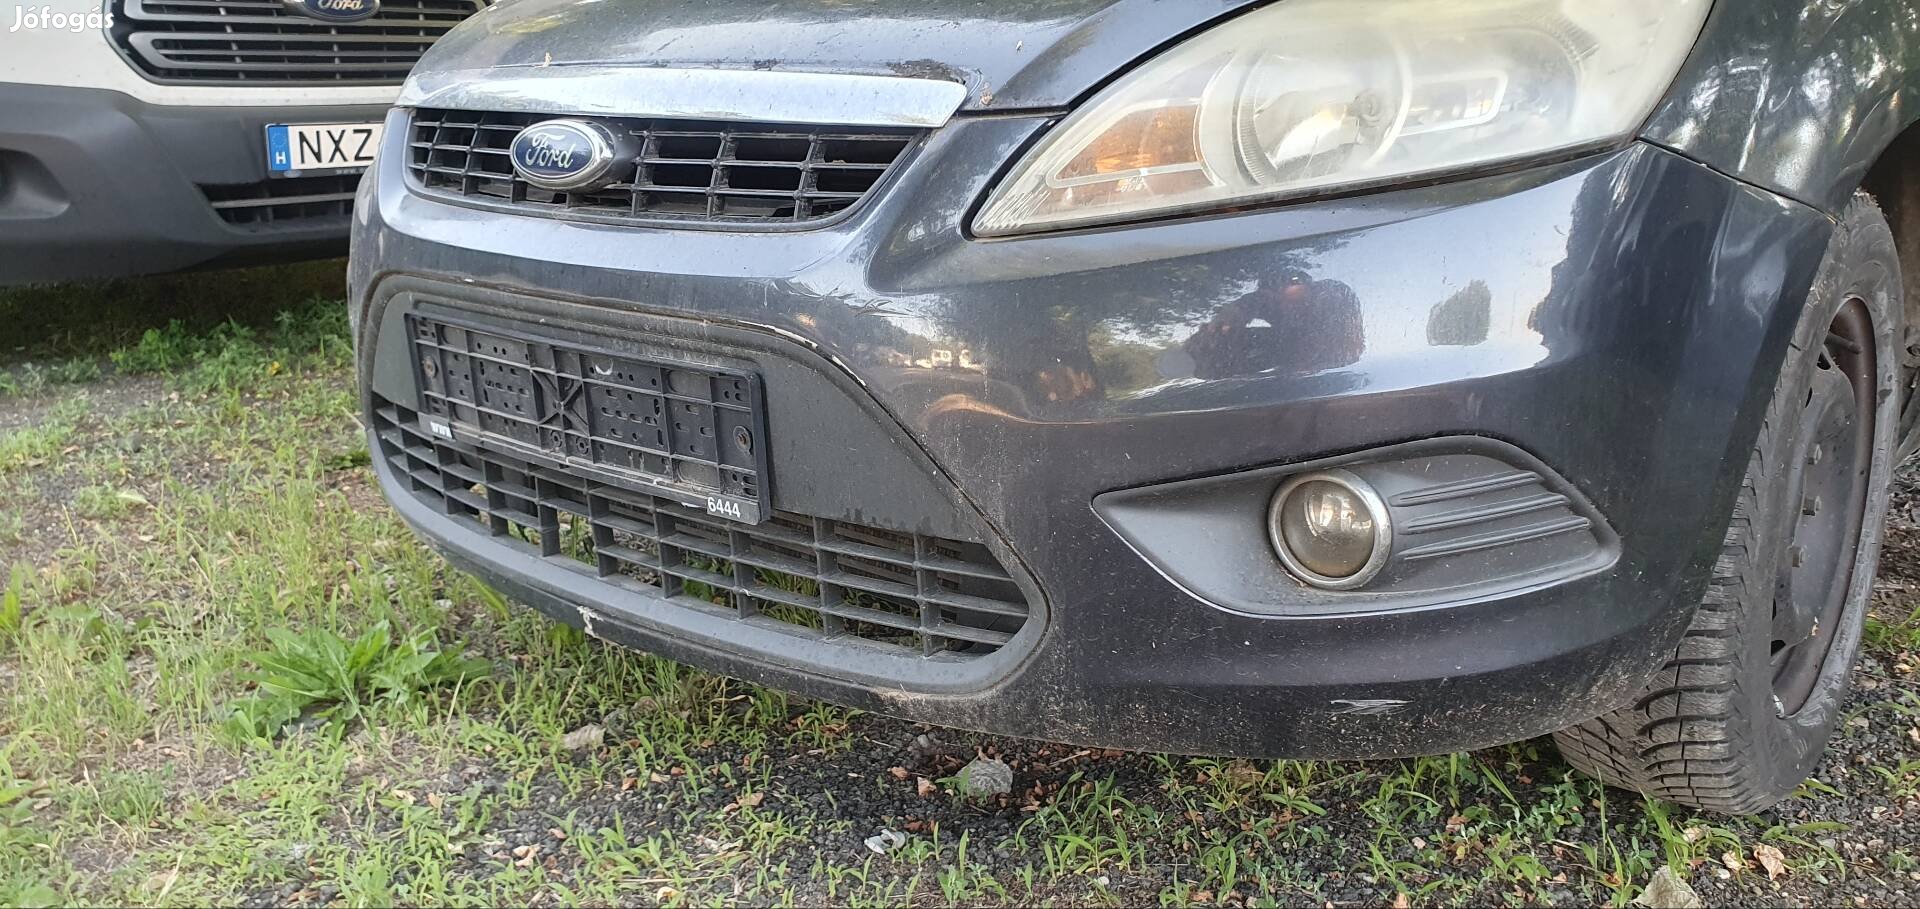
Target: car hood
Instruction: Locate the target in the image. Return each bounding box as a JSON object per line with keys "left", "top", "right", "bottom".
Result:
{"left": 412, "top": 0, "right": 1261, "bottom": 112}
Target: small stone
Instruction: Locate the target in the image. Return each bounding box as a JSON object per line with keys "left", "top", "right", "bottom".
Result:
{"left": 560, "top": 724, "right": 604, "bottom": 752}
{"left": 864, "top": 828, "right": 908, "bottom": 855}
{"left": 956, "top": 756, "right": 1014, "bottom": 799}
{"left": 906, "top": 732, "right": 943, "bottom": 766}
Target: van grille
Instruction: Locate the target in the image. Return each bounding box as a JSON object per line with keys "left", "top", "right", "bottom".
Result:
{"left": 110, "top": 0, "right": 487, "bottom": 85}
{"left": 201, "top": 173, "right": 358, "bottom": 227}
{"left": 371, "top": 396, "right": 1032, "bottom": 659}
{"left": 406, "top": 109, "right": 918, "bottom": 225}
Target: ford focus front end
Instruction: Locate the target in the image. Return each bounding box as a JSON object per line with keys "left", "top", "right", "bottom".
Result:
{"left": 352, "top": 0, "right": 1920, "bottom": 812}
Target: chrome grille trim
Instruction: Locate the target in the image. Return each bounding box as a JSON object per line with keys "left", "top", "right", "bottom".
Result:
{"left": 397, "top": 65, "right": 970, "bottom": 129}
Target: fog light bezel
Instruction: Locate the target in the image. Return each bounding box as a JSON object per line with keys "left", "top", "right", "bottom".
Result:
{"left": 1267, "top": 469, "right": 1394, "bottom": 590}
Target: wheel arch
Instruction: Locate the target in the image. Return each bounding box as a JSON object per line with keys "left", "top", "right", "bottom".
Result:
{"left": 1859, "top": 123, "right": 1920, "bottom": 458}
{"left": 1643, "top": 0, "right": 1920, "bottom": 213}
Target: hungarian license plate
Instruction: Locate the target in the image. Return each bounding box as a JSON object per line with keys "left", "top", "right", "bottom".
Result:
{"left": 265, "top": 122, "right": 383, "bottom": 175}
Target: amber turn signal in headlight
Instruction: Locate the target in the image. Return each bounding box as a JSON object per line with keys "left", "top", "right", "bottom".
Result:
{"left": 974, "top": 0, "right": 1711, "bottom": 235}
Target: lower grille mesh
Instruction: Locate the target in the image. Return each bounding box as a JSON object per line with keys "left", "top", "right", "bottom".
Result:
{"left": 202, "top": 174, "right": 358, "bottom": 227}
{"left": 372, "top": 396, "right": 1031, "bottom": 659}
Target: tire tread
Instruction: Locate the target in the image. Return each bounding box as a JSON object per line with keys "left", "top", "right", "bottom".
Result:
{"left": 1551, "top": 195, "right": 1901, "bottom": 814}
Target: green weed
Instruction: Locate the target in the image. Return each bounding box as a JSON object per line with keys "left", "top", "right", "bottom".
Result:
{"left": 224, "top": 620, "right": 491, "bottom": 741}
{"left": 0, "top": 568, "right": 22, "bottom": 647}
{"left": 108, "top": 300, "right": 350, "bottom": 394}
{"left": 0, "top": 358, "right": 99, "bottom": 398}
{"left": 0, "top": 762, "right": 61, "bottom": 907}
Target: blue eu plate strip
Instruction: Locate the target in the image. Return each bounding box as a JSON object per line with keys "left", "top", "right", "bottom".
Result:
{"left": 265, "top": 125, "right": 292, "bottom": 172}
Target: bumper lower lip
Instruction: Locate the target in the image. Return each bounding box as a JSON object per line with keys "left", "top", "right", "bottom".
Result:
{"left": 0, "top": 82, "right": 383, "bottom": 285}
{"left": 352, "top": 109, "right": 1834, "bottom": 755}
{"left": 374, "top": 420, "right": 1681, "bottom": 758}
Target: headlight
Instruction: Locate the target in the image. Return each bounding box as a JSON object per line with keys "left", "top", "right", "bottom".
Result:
{"left": 973, "top": 0, "right": 1710, "bottom": 236}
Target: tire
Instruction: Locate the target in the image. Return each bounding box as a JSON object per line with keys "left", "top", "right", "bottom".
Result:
{"left": 1553, "top": 194, "right": 1906, "bottom": 814}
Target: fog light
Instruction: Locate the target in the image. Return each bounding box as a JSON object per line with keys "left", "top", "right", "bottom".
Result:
{"left": 1268, "top": 470, "right": 1392, "bottom": 589}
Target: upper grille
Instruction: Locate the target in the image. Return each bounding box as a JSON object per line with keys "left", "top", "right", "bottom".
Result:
{"left": 371, "top": 396, "right": 1033, "bottom": 660}
{"left": 109, "top": 0, "right": 487, "bottom": 85}
{"left": 406, "top": 109, "right": 918, "bottom": 226}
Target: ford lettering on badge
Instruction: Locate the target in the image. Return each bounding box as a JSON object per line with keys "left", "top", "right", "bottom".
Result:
{"left": 509, "top": 119, "right": 625, "bottom": 192}
{"left": 279, "top": 0, "right": 380, "bottom": 22}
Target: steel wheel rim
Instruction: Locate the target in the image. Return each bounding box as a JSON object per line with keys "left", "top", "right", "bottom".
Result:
{"left": 1772, "top": 298, "right": 1876, "bottom": 715}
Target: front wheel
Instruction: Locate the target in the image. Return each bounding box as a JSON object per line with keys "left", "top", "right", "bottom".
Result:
{"left": 1553, "top": 194, "right": 1905, "bottom": 814}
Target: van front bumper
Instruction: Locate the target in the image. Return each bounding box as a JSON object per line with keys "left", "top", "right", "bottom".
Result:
{"left": 0, "top": 83, "right": 379, "bottom": 286}
{"left": 351, "top": 109, "right": 1832, "bottom": 758}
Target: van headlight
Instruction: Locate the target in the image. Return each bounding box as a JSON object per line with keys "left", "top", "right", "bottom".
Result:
{"left": 973, "top": 0, "right": 1710, "bottom": 236}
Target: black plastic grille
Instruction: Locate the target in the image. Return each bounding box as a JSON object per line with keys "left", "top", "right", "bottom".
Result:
{"left": 110, "top": 0, "right": 486, "bottom": 85}
{"left": 201, "top": 173, "right": 358, "bottom": 227}
{"left": 406, "top": 109, "right": 918, "bottom": 225}
{"left": 371, "top": 396, "right": 1032, "bottom": 659}
{"left": 408, "top": 314, "right": 771, "bottom": 524}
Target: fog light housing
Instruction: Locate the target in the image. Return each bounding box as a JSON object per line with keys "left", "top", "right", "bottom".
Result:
{"left": 1268, "top": 470, "right": 1392, "bottom": 589}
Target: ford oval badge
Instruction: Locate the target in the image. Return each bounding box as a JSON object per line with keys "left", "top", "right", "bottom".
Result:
{"left": 279, "top": 0, "right": 380, "bottom": 22}
{"left": 509, "top": 119, "right": 623, "bottom": 192}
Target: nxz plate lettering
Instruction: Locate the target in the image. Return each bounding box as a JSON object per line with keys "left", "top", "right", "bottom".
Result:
{"left": 707, "top": 496, "right": 743, "bottom": 519}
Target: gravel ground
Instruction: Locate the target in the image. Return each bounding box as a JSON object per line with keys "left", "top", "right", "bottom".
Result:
{"left": 231, "top": 460, "right": 1920, "bottom": 906}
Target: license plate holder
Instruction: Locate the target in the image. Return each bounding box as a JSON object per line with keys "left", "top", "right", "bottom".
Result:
{"left": 406, "top": 314, "right": 772, "bottom": 524}
{"left": 265, "top": 121, "right": 383, "bottom": 176}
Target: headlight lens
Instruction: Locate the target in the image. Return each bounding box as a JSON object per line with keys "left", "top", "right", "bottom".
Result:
{"left": 973, "top": 0, "right": 1710, "bottom": 236}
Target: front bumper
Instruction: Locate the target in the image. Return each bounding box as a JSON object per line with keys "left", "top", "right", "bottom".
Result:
{"left": 352, "top": 107, "right": 1832, "bottom": 758}
{"left": 0, "top": 82, "right": 383, "bottom": 286}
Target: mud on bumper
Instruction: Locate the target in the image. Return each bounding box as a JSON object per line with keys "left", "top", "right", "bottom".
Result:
{"left": 363, "top": 274, "right": 1709, "bottom": 759}
{"left": 354, "top": 107, "right": 1836, "bottom": 756}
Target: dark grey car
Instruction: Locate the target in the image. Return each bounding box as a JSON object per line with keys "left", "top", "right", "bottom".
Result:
{"left": 350, "top": 0, "right": 1920, "bottom": 813}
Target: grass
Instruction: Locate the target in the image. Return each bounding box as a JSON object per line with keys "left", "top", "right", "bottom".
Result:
{"left": 0, "top": 261, "right": 344, "bottom": 361}
{"left": 0, "top": 399, "right": 85, "bottom": 474}
{"left": 0, "top": 265, "right": 1916, "bottom": 906}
